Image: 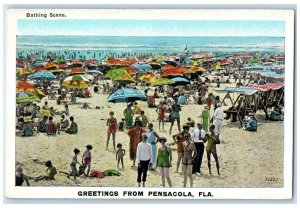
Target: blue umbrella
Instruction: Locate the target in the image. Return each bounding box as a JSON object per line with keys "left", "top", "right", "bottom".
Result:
{"left": 131, "top": 64, "right": 152, "bottom": 73}
{"left": 108, "top": 88, "right": 147, "bottom": 103}
{"left": 87, "top": 70, "right": 103, "bottom": 75}
{"left": 32, "top": 70, "right": 56, "bottom": 80}
{"left": 171, "top": 77, "right": 190, "bottom": 86}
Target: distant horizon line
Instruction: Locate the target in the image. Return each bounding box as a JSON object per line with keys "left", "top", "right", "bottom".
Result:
{"left": 17, "top": 35, "right": 284, "bottom": 38}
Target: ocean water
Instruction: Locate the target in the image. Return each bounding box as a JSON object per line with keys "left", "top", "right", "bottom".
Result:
{"left": 16, "top": 35, "right": 284, "bottom": 60}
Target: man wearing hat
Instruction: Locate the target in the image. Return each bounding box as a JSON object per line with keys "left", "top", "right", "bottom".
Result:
{"left": 213, "top": 103, "right": 224, "bottom": 136}
{"left": 191, "top": 123, "right": 206, "bottom": 175}
{"left": 136, "top": 133, "right": 152, "bottom": 187}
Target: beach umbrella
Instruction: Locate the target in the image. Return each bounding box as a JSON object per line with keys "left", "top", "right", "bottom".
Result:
{"left": 162, "top": 64, "right": 177, "bottom": 71}
{"left": 68, "top": 60, "right": 83, "bottom": 69}
{"left": 16, "top": 68, "right": 31, "bottom": 76}
{"left": 16, "top": 60, "right": 27, "bottom": 68}
{"left": 171, "top": 77, "right": 190, "bottom": 86}
{"left": 32, "top": 66, "right": 46, "bottom": 72}
{"left": 32, "top": 60, "right": 44, "bottom": 67}
{"left": 17, "top": 87, "right": 45, "bottom": 100}
{"left": 151, "top": 78, "right": 174, "bottom": 86}
{"left": 160, "top": 69, "right": 183, "bottom": 78}
{"left": 45, "top": 62, "right": 58, "bottom": 70}
{"left": 85, "top": 59, "right": 97, "bottom": 66}
{"left": 124, "top": 66, "right": 138, "bottom": 75}
{"left": 131, "top": 64, "right": 152, "bottom": 73}
{"left": 67, "top": 68, "right": 86, "bottom": 75}
{"left": 105, "top": 69, "right": 129, "bottom": 79}
{"left": 114, "top": 74, "right": 136, "bottom": 84}
{"left": 58, "top": 63, "right": 69, "bottom": 69}
{"left": 49, "top": 68, "right": 65, "bottom": 74}
{"left": 16, "top": 92, "right": 40, "bottom": 104}
{"left": 32, "top": 70, "right": 56, "bottom": 81}
{"left": 138, "top": 73, "right": 157, "bottom": 83}
{"left": 87, "top": 70, "right": 103, "bottom": 75}
{"left": 62, "top": 75, "right": 90, "bottom": 89}
{"left": 108, "top": 88, "right": 147, "bottom": 103}
{"left": 148, "top": 62, "right": 161, "bottom": 70}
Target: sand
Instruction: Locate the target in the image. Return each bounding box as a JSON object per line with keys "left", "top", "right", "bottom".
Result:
{"left": 15, "top": 79, "right": 284, "bottom": 188}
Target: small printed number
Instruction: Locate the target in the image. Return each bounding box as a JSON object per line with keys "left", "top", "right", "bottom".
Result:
{"left": 265, "top": 177, "right": 278, "bottom": 182}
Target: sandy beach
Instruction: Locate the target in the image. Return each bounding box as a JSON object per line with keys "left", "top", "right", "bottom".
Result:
{"left": 15, "top": 79, "right": 284, "bottom": 188}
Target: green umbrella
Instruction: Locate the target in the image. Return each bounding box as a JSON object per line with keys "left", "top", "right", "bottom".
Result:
{"left": 16, "top": 92, "right": 40, "bottom": 104}
{"left": 104, "top": 69, "right": 129, "bottom": 79}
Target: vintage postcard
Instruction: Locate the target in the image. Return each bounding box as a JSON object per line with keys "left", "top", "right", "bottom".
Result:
{"left": 5, "top": 8, "right": 294, "bottom": 199}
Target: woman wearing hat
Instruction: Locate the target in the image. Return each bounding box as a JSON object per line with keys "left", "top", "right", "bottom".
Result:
{"left": 156, "top": 137, "right": 172, "bottom": 187}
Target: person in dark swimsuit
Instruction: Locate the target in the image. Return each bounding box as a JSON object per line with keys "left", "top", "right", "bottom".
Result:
{"left": 15, "top": 167, "right": 30, "bottom": 186}
{"left": 182, "top": 134, "right": 197, "bottom": 187}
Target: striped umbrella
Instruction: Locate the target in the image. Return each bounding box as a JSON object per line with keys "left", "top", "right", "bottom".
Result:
{"left": 16, "top": 92, "right": 40, "bottom": 104}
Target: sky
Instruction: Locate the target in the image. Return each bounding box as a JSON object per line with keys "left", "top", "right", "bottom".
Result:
{"left": 17, "top": 19, "right": 285, "bottom": 37}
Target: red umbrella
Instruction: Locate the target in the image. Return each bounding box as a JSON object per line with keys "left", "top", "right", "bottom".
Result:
{"left": 160, "top": 69, "right": 183, "bottom": 78}
{"left": 162, "top": 64, "right": 177, "bottom": 71}
{"left": 85, "top": 59, "right": 97, "bottom": 66}
{"left": 45, "top": 62, "right": 58, "bottom": 70}
{"left": 33, "top": 66, "right": 45, "bottom": 72}
{"left": 58, "top": 63, "right": 68, "bottom": 68}
{"left": 16, "top": 60, "right": 26, "bottom": 68}
{"left": 16, "top": 80, "right": 34, "bottom": 89}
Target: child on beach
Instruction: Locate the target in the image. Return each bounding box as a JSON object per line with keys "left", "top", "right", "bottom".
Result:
{"left": 68, "top": 148, "right": 81, "bottom": 179}
{"left": 118, "top": 118, "right": 125, "bottom": 131}
{"left": 106, "top": 111, "right": 117, "bottom": 150}
{"left": 34, "top": 160, "right": 57, "bottom": 182}
{"left": 82, "top": 145, "right": 93, "bottom": 176}
{"left": 116, "top": 143, "right": 126, "bottom": 169}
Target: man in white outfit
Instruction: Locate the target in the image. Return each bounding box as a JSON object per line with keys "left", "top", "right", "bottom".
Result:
{"left": 136, "top": 133, "right": 152, "bottom": 187}
{"left": 213, "top": 103, "right": 224, "bottom": 136}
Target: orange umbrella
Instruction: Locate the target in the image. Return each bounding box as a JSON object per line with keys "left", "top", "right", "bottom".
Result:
{"left": 16, "top": 68, "right": 30, "bottom": 76}
{"left": 67, "top": 68, "right": 86, "bottom": 75}
{"left": 162, "top": 64, "right": 177, "bottom": 71}
{"left": 45, "top": 62, "right": 58, "bottom": 70}
{"left": 16, "top": 81, "right": 45, "bottom": 99}
{"left": 124, "top": 67, "right": 138, "bottom": 75}
{"left": 160, "top": 69, "right": 183, "bottom": 78}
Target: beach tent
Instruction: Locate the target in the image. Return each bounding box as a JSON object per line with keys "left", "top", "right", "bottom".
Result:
{"left": 214, "top": 86, "right": 258, "bottom": 126}
{"left": 245, "top": 83, "right": 284, "bottom": 119}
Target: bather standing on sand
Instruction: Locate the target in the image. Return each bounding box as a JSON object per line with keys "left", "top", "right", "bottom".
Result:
{"left": 123, "top": 103, "right": 134, "bottom": 128}
{"left": 147, "top": 123, "right": 160, "bottom": 170}
{"left": 201, "top": 104, "right": 210, "bottom": 133}
{"left": 127, "top": 121, "right": 146, "bottom": 167}
{"left": 213, "top": 103, "right": 224, "bottom": 137}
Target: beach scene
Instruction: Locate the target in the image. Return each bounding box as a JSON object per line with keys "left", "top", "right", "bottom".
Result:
{"left": 15, "top": 19, "right": 285, "bottom": 188}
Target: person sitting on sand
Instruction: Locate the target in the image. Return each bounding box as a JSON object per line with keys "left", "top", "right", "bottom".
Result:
{"left": 68, "top": 148, "right": 81, "bottom": 179}
{"left": 243, "top": 114, "right": 257, "bottom": 132}
{"left": 60, "top": 104, "right": 69, "bottom": 116}
{"left": 185, "top": 117, "right": 195, "bottom": 128}
{"left": 34, "top": 160, "right": 57, "bottom": 182}
{"left": 177, "top": 93, "right": 186, "bottom": 105}
{"left": 49, "top": 107, "right": 58, "bottom": 116}
{"left": 81, "top": 102, "right": 92, "bottom": 109}
{"left": 106, "top": 111, "right": 117, "bottom": 150}
{"left": 82, "top": 144, "right": 93, "bottom": 176}
{"left": 57, "top": 114, "right": 69, "bottom": 134}
{"left": 116, "top": 143, "right": 126, "bottom": 169}
{"left": 15, "top": 167, "right": 30, "bottom": 186}
{"left": 66, "top": 116, "right": 78, "bottom": 134}
{"left": 270, "top": 106, "right": 284, "bottom": 121}
{"left": 40, "top": 106, "right": 51, "bottom": 117}
{"left": 38, "top": 115, "right": 48, "bottom": 133}
{"left": 83, "top": 88, "right": 91, "bottom": 98}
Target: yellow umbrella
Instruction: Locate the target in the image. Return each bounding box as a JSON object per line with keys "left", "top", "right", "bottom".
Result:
{"left": 139, "top": 73, "right": 156, "bottom": 83}
{"left": 114, "top": 74, "right": 135, "bottom": 83}
{"left": 151, "top": 78, "right": 174, "bottom": 86}
{"left": 49, "top": 68, "right": 65, "bottom": 73}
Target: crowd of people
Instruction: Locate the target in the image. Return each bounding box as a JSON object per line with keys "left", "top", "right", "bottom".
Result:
{"left": 15, "top": 52, "right": 285, "bottom": 188}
